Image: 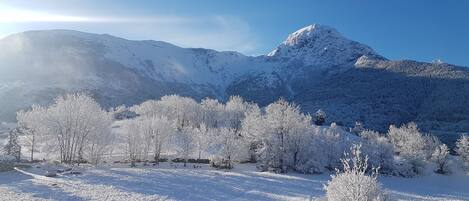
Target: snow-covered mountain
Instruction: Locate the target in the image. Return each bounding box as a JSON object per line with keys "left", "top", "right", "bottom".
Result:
{"left": 267, "top": 24, "right": 378, "bottom": 68}
{"left": 0, "top": 24, "right": 468, "bottom": 142}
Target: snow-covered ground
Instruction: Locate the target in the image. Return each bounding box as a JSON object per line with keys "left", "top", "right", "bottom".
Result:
{"left": 0, "top": 163, "right": 468, "bottom": 201}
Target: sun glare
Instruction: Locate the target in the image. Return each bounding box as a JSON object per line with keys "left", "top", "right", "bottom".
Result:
{"left": 0, "top": 6, "right": 94, "bottom": 23}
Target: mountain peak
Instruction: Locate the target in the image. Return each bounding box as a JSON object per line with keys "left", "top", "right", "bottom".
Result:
{"left": 267, "top": 24, "right": 379, "bottom": 68}
{"left": 282, "top": 24, "right": 340, "bottom": 46}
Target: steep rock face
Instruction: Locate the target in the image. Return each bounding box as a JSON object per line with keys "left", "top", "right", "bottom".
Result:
{"left": 0, "top": 24, "right": 468, "bottom": 143}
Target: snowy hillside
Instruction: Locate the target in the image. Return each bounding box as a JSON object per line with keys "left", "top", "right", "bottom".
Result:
{"left": 0, "top": 24, "right": 468, "bottom": 140}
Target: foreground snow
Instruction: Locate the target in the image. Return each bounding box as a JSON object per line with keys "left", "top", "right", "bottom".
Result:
{"left": 0, "top": 163, "right": 468, "bottom": 201}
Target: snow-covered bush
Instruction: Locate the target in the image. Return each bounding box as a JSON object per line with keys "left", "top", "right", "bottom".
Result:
{"left": 431, "top": 144, "right": 450, "bottom": 174}
{"left": 456, "top": 135, "right": 469, "bottom": 170}
{"left": 324, "top": 144, "right": 388, "bottom": 201}
{"left": 393, "top": 156, "right": 428, "bottom": 177}
{"left": 388, "top": 123, "right": 424, "bottom": 157}
{"left": 387, "top": 122, "right": 438, "bottom": 176}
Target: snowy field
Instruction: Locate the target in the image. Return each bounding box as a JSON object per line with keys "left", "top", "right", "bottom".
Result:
{"left": 0, "top": 163, "right": 468, "bottom": 201}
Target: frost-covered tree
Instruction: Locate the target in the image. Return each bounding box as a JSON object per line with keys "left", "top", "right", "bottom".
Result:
{"left": 224, "top": 96, "right": 251, "bottom": 131}
{"left": 388, "top": 122, "right": 438, "bottom": 160}
{"left": 192, "top": 123, "right": 211, "bottom": 159}
{"left": 318, "top": 123, "right": 353, "bottom": 170}
{"left": 148, "top": 116, "right": 175, "bottom": 164}
{"left": 130, "top": 100, "right": 162, "bottom": 117}
{"left": 422, "top": 135, "right": 441, "bottom": 161}
{"left": 121, "top": 119, "right": 143, "bottom": 167}
{"left": 324, "top": 144, "right": 388, "bottom": 201}
{"left": 388, "top": 122, "right": 439, "bottom": 176}
{"left": 16, "top": 105, "right": 46, "bottom": 162}
{"left": 86, "top": 122, "right": 114, "bottom": 165}
{"left": 432, "top": 144, "right": 450, "bottom": 174}
{"left": 4, "top": 128, "right": 21, "bottom": 162}
{"left": 254, "top": 99, "right": 312, "bottom": 173}
{"left": 211, "top": 127, "right": 249, "bottom": 169}
{"left": 175, "top": 126, "right": 195, "bottom": 167}
{"left": 291, "top": 125, "right": 324, "bottom": 173}
{"left": 53, "top": 94, "right": 112, "bottom": 164}
{"left": 132, "top": 95, "right": 201, "bottom": 129}
{"left": 200, "top": 98, "right": 224, "bottom": 128}
{"left": 120, "top": 115, "right": 175, "bottom": 166}
{"left": 388, "top": 122, "right": 425, "bottom": 157}
{"left": 359, "top": 130, "right": 394, "bottom": 173}
{"left": 141, "top": 118, "right": 154, "bottom": 165}
{"left": 241, "top": 100, "right": 365, "bottom": 174}
{"left": 161, "top": 95, "right": 201, "bottom": 129}
{"left": 240, "top": 104, "right": 263, "bottom": 162}
{"left": 285, "top": 114, "right": 313, "bottom": 170}
{"left": 455, "top": 135, "right": 469, "bottom": 169}
{"left": 19, "top": 93, "right": 113, "bottom": 164}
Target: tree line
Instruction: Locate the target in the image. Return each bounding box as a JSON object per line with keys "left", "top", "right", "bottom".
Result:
{"left": 2, "top": 93, "right": 469, "bottom": 176}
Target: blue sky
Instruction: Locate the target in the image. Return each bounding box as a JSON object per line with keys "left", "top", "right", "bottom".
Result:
{"left": 0, "top": 0, "right": 468, "bottom": 66}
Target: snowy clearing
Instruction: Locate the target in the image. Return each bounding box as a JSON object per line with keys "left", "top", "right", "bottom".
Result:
{"left": 0, "top": 163, "right": 468, "bottom": 201}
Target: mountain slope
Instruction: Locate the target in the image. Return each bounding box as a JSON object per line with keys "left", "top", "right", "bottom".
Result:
{"left": 294, "top": 55, "right": 469, "bottom": 143}
{"left": 0, "top": 24, "right": 468, "bottom": 142}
